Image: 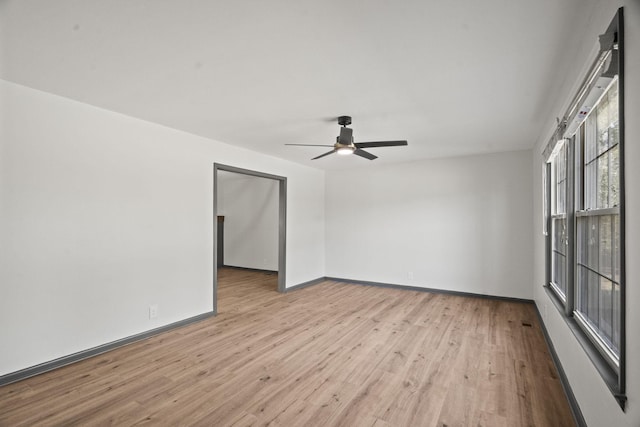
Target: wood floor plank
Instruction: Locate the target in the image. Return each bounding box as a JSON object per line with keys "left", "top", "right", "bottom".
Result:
{"left": 0, "top": 268, "right": 575, "bottom": 426}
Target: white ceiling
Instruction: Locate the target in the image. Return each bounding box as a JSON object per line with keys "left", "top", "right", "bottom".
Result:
{"left": 1, "top": 0, "right": 592, "bottom": 170}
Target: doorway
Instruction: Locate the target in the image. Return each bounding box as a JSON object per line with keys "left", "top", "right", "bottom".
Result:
{"left": 213, "top": 164, "right": 287, "bottom": 314}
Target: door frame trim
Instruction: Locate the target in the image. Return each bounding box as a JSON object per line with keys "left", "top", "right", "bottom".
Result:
{"left": 213, "top": 163, "right": 287, "bottom": 313}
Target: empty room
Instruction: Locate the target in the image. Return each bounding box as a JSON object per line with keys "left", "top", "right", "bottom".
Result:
{"left": 0, "top": 1, "right": 638, "bottom": 426}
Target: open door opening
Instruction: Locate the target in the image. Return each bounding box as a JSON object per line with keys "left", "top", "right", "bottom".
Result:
{"left": 213, "top": 164, "right": 287, "bottom": 314}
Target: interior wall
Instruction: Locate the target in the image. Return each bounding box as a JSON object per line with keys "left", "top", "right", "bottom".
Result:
{"left": 531, "top": 1, "right": 639, "bottom": 425}
{"left": 218, "top": 171, "right": 279, "bottom": 271}
{"left": 0, "top": 80, "right": 325, "bottom": 377}
{"left": 325, "top": 150, "right": 533, "bottom": 300}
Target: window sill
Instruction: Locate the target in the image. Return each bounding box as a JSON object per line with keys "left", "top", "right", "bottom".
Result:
{"left": 544, "top": 286, "right": 626, "bottom": 411}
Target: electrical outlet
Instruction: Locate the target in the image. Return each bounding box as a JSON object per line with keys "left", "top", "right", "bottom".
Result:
{"left": 408, "top": 271, "right": 414, "bottom": 280}
{"left": 149, "top": 304, "right": 158, "bottom": 319}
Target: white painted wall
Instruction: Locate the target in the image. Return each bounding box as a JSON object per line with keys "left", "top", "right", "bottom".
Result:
{"left": 218, "top": 171, "right": 279, "bottom": 271}
{"left": 531, "top": 2, "right": 639, "bottom": 425}
{"left": 325, "top": 150, "right": 533, "bottom": 300}
{"left": 0, "top": 80, "right": 325, "bottom": 376}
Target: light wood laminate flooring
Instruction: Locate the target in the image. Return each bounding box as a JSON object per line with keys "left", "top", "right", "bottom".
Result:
{"left": 0, "top": 268, "right": 575, "bottom": 426}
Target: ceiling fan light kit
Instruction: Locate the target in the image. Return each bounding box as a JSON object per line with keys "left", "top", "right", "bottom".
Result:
{"left": 285, "top": 115, "right": 407, "bottom": 160}
{"left": 336, "top": 146, "right": 355, "bottom": 155}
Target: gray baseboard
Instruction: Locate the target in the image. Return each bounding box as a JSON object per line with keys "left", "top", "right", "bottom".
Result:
{"left": 326, "top": 276, "right": 534, "bottom": 304}
{"left": 287, "top": 275, "right": 535, "bottom": 304}
{"left": 534, "top": 304, "right": 587, "bottom": 427}
{"left": 221, "top": 265, "right": 278, "bottom": 274}
{"left": 0, "top": 311, "right": 215, "bottom": 387}
{"left": 285, "top": 276, "right": 326, "bottom": 292}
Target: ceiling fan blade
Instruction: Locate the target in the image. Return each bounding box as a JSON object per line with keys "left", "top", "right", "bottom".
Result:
{"left": 285, "top": 144, "right": 334, "bottom": 147}
{"left": 338, "top": 127, "right": 353, "bottom": 145}
{"left": 353, "top": 148, "right": 378, "bottom": 160}
{"left": 312, "top": 149, "right": 337, "bottom": 160}
{"left": 354, "top": 140, "right": 408, "bottom": 148}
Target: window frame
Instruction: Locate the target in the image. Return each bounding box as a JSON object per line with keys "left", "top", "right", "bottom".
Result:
{"left": 574, "top": 89, "right": 622, "bottom": 369}
{"left": 548, "top": 139, "right": 574, "bottom": 306}
{"left": 542, "top": 8, "right": 626, "bottom": 410}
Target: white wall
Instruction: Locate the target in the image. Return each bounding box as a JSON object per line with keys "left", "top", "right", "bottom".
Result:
{"left": 325, "top": 150, "right": 533, "bottom": 299}
{"left": 218, "top": 171, "right": 279, "bottom": 271}
{"left": 531, "top": 2, "right": 639, "bottom": 425}
{"left": 0, "top": 80, "right": 325, "bottom": 376}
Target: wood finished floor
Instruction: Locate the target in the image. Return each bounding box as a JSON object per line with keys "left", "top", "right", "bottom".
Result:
{"left": 0, "top": 268, "right": 575, "bottom": 426}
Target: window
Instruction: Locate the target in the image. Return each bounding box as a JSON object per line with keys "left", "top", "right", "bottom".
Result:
{"left": 543, "top": 8, "right": 625, "bottom": 409}
{"left": 550, "top": 141, "right": 568, "bottom": 300}
{"left": 575, "top": 81, "right": 621, "bottom": 363}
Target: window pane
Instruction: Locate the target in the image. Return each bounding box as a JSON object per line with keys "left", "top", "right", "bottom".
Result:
{"left": 577, "top": 218, "right": 586, "bottom": 264}
{"left": 552, "top": 217, "right": 567, "bottom": 297}
{"left": 576, "top": 214, "right": 621, "bottom": 358}
{"left": 576, "top": 266, "right": 620, "bottom": 357}
{"left": 599, "top": 276, "right": 613, "bottom": 343}
{"left": 577, "top": 216, "right": 598, "bottom": 271}
{"left": 587, "top": 269, "right": 600, "bottom": 327}
{"left": 561, "top": 253, "right": 566, "bottom": 295}
{"left": 578, "top": 266, "right": 588, "bottom": 311}
{"left": 597, "top": 92, "right": 611, "bottom": 155}
{"left": 587, "top": 216, "right": 599, "bottom": 270}
{"left": 610, "top": 145, "right": 619, "bottom": 207}
{"left": 553, "top": 252, "right": 567, "bottom": 297}
{"left": 585, "top": 162, "right": 596, "bottom": 210}
{"left": 597, "top": 152, "right": 609, "bottom": 209}
{"left": 609, "top": 83, "right": 619, "bottom": 147}
{"left": 553, "top": 142, "right": 568, "bottom": 215}
{"left": 557, "top": 183, "right": 563, "bottom": 213}
{"left": 576, "top": 212, "right": 621, "bottom": 360}
{"left": 599, "top": 215, "right": 612, "bottom": 280}
{"left": 585, "top": 113, "right": 597, "bottom": 163}
{"left": 614, "top": 215, "right": 620, "bottom": 283}
{"left": 543, "top": 164, "right": 549, "bottom": 235}
{"left": 559, "top": 218, "right": 567, "bottom": 254}
{"left": 612, "top": 282, "right": 620, "bottom": 351}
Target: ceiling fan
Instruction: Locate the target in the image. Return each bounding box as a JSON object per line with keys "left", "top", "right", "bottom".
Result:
{"left": 286, "top": 116, "right": 408, "bottom": 160}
